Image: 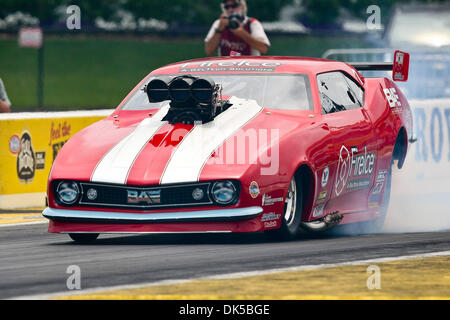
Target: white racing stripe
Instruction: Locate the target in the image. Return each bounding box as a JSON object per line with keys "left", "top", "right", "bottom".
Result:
{"left": 160, "top": 97, "right": 263, "bottom": 184}
{"left": 91, "top": 104, "right": 169, "bottom": 184}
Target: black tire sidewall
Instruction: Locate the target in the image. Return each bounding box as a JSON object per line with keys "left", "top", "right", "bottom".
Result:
{"left": 69, "top": 233, "right": 99, "bottom": 243}
{"left": 282, "top": 178, "right": 304, "bottom": 237}
{"left": 266, "top": 176, "right": 304, "bottom": 241}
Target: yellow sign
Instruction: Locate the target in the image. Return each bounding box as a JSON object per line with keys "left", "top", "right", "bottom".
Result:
{"left": 0, "top": 111, "right": 112, "bottom": 209}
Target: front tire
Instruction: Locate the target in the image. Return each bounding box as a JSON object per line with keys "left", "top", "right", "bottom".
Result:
{"left": 265, "top": 176, "right": 304, "bottom": 241}
{"left": 69, "top": 233, "right": 99, "bottom": 243}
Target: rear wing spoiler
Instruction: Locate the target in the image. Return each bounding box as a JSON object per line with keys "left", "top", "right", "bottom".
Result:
{"left": 350, "top": 63, "right": 393, "bottom": 71}
{"left": 350, "top": 50, "right": 410, "bottom": 82}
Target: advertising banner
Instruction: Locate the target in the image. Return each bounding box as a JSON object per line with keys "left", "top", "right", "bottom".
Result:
{"left": 0, "top": 110, "right": 112, "bottom": 209}
{"left": 392, "top": 99, "right": 450, "bottom": 196}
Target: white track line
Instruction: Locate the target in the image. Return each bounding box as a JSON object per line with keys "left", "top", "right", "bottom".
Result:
{"left": 0, "top": 221, "right": 48, "bottom": 228}
{"left": 10, "top": 250, "right": 450, "bottom": 300}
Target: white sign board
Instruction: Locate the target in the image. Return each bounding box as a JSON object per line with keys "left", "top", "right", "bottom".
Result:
{"left": 391, "top": 98, "right": 450, "bottom": 196}
{"left": 18, "top": 27, "right": 43, "bottom": 48}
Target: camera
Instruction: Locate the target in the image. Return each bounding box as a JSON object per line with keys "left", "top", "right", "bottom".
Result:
{"left": 227, "top": 14, "right": 244, "bottom": 30}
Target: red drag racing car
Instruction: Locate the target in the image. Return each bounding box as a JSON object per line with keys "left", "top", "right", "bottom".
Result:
{"left": 43, "top": 52, "right": 413, "bottom": 242}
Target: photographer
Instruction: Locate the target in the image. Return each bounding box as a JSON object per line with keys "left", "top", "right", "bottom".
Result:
{"left": 205, "top": 0, "right": 270, "bottom": 56}
{"left": 0, "top": 77, "right": 11, "bottom": 113}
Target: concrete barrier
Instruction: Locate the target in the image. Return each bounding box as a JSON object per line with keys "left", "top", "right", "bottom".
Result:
{"left": 0, "top": 110, "right": 113, "bottom": 209}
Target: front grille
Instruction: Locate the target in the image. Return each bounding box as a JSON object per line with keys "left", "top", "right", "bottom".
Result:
{"left": 76, "top": 182, "right": 213, "bottom": 210}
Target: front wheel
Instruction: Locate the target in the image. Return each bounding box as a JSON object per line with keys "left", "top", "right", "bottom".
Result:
{"left": 69, "top": 233, "right": 99, "bottom": 243}
{"left": 265, "top": 176, "right": 304, "bottom": 241}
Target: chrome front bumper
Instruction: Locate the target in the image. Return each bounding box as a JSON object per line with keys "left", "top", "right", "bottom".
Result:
{"left": 42, "top": 206, "right": 263, "bottom": 224}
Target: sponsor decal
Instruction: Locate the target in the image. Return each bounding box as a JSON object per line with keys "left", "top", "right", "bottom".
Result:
{"left": 376, "top": 170, "right": 387, "bottom": 181}
{"left": 393, "top": 51, "right": 409, "bottom": 81}
{"left": 264, "top": 221, "right": 277, "bottom": 228}
{"left": 317, "top": 190, "right": 327, "bottom": 203}
{"left": 262, "top": 194, "right": 283, "bottom": 206}
{"left": 373, "top": 175, "right": 386, "bottom": 194}
{"left": 192, "top": 188, "right": 204, "bottom": 201}
{"left": 312, "top": 204, "right": 325, "bottom": 218}
{"left": 321, "top": 166, "right": 329, "bottom": 187}
{"left": 335, "top": 145, "right": 376, "bottom": 196}
{"left": 349, "top": 146, "right": 376, "bottom": 176}
{"left": 368, "top": 194, "right": 381, "bottom": 208}
{"left": 9, "top": 135, "right": 21, "bottom": 154}
{"left": 383, "top": 88, "right": 401, "bottom": 108}
{"left": 368, "top": 201, "right": 379, "bottom": 208}
{"left": 346, "top": 178, "right": 371, "bottom": 191}
{"left": 335, "top": 146, "right": 350, "bottom": 196}
{"left": 87, "top": 188, "right": 98, "bottom": 201}
{"left": 127, "top": 190, "right": 161, "bottom": 205}
{"left": 179, "top": 60, "right": 283, "bottom": 73}
{"left": 372, "top": 170, "right": 387, "bottom": 195}
{"left": 261, "top": 212, "right": 281, "bottom": 222}
{"left": 249, "top": 181, "right": 260, "bottom": 198}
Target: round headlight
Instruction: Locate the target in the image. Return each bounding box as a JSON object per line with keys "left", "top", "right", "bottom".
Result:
{"left": 211, "top": 181, "right": 237, "bottom": 205}
{"left": 56, "top": 181, "right": 80, "bottom": 205}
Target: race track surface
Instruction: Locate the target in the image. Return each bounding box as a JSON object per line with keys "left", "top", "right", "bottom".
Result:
{"left": 1, "top": 223, "right": 449, "bottom": 299}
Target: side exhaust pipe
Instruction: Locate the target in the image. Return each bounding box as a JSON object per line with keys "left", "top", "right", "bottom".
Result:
{"left": 300, "top": 211, "right": 343, "bottom": 232}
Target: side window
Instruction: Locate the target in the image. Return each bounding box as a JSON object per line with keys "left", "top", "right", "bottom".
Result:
{"left": 317, "top": 72, "right": 364, "bottom": 114}
{"left": 342, "top": 73, "right": 364, "bottom": 107}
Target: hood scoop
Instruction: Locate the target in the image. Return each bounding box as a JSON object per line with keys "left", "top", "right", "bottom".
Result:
{"left": 146, "top": 75, "right": 231, "bottom": 125}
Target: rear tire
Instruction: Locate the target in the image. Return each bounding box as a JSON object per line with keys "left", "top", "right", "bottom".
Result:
{"left": 69, "top": 233, "right": 99, "bottom": 243}
{"left": 265, "top": 175, "right": 304, "bottom": 241}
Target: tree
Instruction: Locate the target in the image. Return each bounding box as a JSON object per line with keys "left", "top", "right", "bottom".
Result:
{"left": 298, "top": 0, "right": 341, "bottom": 28}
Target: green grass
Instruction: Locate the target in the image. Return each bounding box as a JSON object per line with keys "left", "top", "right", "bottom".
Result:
{"left": 0, "top": 34, "right": 372, "bottom": 111}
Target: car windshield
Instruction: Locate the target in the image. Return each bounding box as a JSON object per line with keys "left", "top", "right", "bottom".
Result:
{"left": 121, "top": 73, "right": 313, "bottom": 111}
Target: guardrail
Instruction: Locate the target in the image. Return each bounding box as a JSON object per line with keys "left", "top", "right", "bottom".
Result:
{"left": 0, "top": 110, "right": 113, "bottom": 209}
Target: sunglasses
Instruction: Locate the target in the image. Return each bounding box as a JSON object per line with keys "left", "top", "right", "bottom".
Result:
{"left": 224, "top": 3, "right": 240, "bottom": 10}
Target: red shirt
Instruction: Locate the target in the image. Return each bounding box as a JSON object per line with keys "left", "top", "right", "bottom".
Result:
{"left": 219, "top": 18, "right": 256, "bottom": 56}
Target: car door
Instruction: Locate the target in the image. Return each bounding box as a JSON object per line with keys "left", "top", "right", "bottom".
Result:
{"left": 317, "top": 71, "right": 378, "bottom": 214}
